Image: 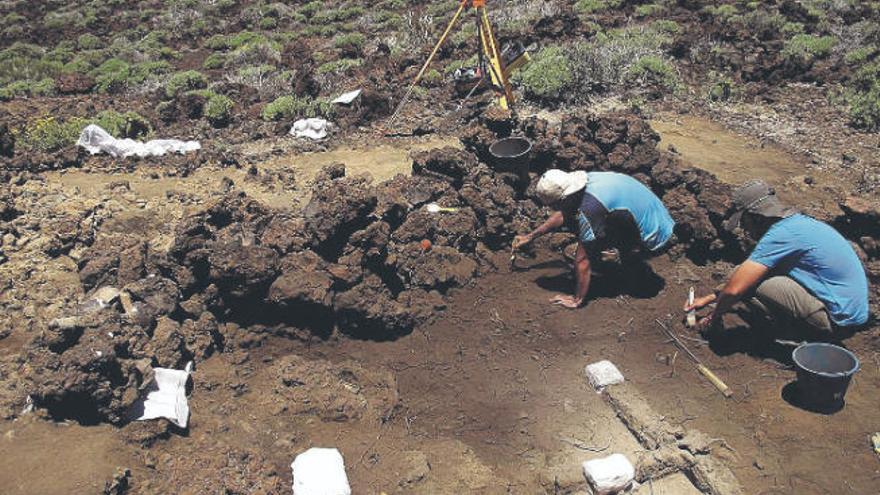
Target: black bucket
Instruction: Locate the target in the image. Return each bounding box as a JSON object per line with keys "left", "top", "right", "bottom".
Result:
{"left": 489, "top": 137, "right": 532, "bottom": 174}
{"left": 792, "top": 343, "right": 859, "bottom": 409}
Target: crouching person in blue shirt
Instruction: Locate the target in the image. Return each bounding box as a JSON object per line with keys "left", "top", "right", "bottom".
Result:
{"left": 687, "top": 180, "right": 869, "bottom": 339}
{"left": 512, "top": 169, "right": 676, "bottom": 308}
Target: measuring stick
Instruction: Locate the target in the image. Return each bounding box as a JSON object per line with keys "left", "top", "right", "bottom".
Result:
{"left": 656, "top": 319, "right": 733, "bottom": 398}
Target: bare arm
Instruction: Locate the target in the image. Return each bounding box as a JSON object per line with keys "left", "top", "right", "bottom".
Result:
{"left": 514, "top": 211, "right": 564, "bottom": 249}
{"left": 573, "top": 241, "right": 591, "bottom": 304}
{"left": 551, "top": 241, "right": 591, "bottom": 309}
{"left": 691, "top": 260, "right": 769, "bottom": 330}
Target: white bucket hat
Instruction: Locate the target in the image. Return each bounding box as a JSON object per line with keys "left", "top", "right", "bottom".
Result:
{"left": 536, "top": 169, "right": 588, "bottom": 205}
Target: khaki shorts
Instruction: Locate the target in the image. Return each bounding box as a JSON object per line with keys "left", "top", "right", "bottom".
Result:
{"left": 746, "top": 276, "right": 833, "bottom": 333}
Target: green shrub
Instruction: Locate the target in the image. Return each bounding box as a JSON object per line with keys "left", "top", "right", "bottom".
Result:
{"left": 702, "top": 4, "right": 738, "bottom": 19}
{"left": 738, "top": 10, "right": 786, "bottom": 40}
{"left": 635, "top": 4, "right": 665, "bottom": 17}
{"left": 312, "top": 6, "right": 365, "bottom": 24}
{"left": 130, "top": 61, "right": 172, "bottom": 82}
{"left": 844, "top": 45, "right": 878, "bottom": 65}
{"left": 316, "top": 58, "right": 362, "bottom": 74}
{"left": 17, "top": 116, "right": 89, "bottom": 152}
{"left": 627, "top": 55, "right": 680, "bottom": 90}
{"left": 299, "top": 1, "right": 323, "bottom": 18}
{"left": 706, "top": 71, "right": 738, "bottom": 101}
{"left": 92, "top": 58, "right": 131, "bottom": 93}
{"left": 205, "top": 31, "right": 271, "bottom": 51}
{"left": 783, "top": 34, "right": 837, "bottom": 63}
{"left": 203, "top": 53, "right": 227, "bottom": 69}
{"left": 846, "top": 62, "right": 880, "bottom": 130}
{"left": 31, "top": 78, "right": 56, "bottom": 97}
{"left": 334, "top": 33, "right": 366, "bottom": 52}
{"left": 0, "top": 43, "right": 63, "bottom": 85}
{"left": 202, "top": 92, "right": 234, "bottom": 127}
{"left": 301, "top": 24, "right": 338, "bottom": 37}
{"left": 513, "top": 46, "right": 573, "bottom": 100}
{"left": 574, "top": 0, "right": 622, "bottom": 14}
{"left": 165, "top": 70, "right": 208, "bottom": 98}
{"left": 261, "top": 95, "right": 334, "bottom": 121}
{"left": 650, "top": 20, "right": 681, "bottom": 35}
{"left": 0, "top": 81, "right": 32, "bottom": 100}
{"left": 422, "top": 68, "right": 443, "bottom": 86}
{"left": 781, "top": 22, "right": 805, "bottom": 36}
{"left": 90, "top": 58, "right": 169, "bottom": 93}
{"left": 94, "top": 110, "right": 151, "bottom": 139}
{"left": 227, "top": 41, "right": 281, "bottom": 67}
{"left": 77, "top": 33, "right": 103, "bottom": 50}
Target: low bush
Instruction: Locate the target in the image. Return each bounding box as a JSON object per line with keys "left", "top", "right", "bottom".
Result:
{"left": 312, "top": 6, "right": 365, "bottom": 24}
{"left": 261, "top": 95, "right": 334, "bottom": 121}
{"left": 574, "top": 0, "right": 622, "bottom": 15}
{"left": 844, "top": 45, "right": 877, "bottom": 65}
{"left": 627, "top": 55, "right": 680, "bottom": 90}
{"left": 705, "top": 71, "right": 739, "bottom": 101}
{"left": 846, "top": 61, "right": 880, "bottom": 130}
{"left": 333, "top": 33, "right": 366, "bottom": 53}
{"left": 92, "top": 59, "right": 171, "bottom": 93}
{"left": 93, "top": 110, "right": 151, "bottom": 139}
{"left": 513, "top": 46, "right": 573, "bottom": 101}
{"left": 17, "top": 116, "right": 89, "bottom": 153}
{"left": 783, "top": 34, "right": 838, "bottom": 64}
{"left": 635, "top": 4, "right": 665, "bottom": 17}
{"left": 92, "top": 58, "right": 131, "bottom": 93}
{"left": 202, "top": 92, "right": 234, "bottom": 127}
{"left": 316, "top": 58, "right": 363, "bottom": 74}
{"left": 202, "top": 52, "right": 226, "bottom": 69}
{"left": 165, "top": 70, "right": 208, "bottom": 98}
{"left": 77, "top": 33, "right": 103, "bottom": 50}
{"left": 702, "top": 4, "right": 738, "bottom": 20}
{"left": 0, "top": 81, "right": 32, "bottom": 100}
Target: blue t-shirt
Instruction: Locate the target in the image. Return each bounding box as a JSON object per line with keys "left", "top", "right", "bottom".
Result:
{"left": 749, "top": 214, "right": 869, "bottom": 326}
{"left": 576, "top": 172, "right": 675, "bottom": 251}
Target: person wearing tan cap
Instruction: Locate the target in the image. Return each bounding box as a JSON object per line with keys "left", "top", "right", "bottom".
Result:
{"left": 513, "top": 169, "right": 675, "bottom": 308}
{"left": 686, "top": 180, "right": 869, "bottom": 338}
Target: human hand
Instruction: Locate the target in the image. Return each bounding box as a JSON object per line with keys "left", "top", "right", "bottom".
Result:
{"left": 684, "top": 293, "right": 716, "bottom": 312}
{"left": 695, "top": 311, "right": 718, "bottom": 334}
{"left": 550, "top": 294, "right": 582, "bottom": 309}
{"left": 512, "top": 234, "right": 533, "bottom": 251}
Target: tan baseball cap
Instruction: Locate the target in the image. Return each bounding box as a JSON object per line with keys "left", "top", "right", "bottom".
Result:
{"left": 536, "top": 170, "right": 588, "bottom": 205}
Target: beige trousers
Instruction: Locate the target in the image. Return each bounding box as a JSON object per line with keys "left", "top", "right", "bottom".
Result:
{"left": 746, "top": 276, "right": 833, "bottom": 333}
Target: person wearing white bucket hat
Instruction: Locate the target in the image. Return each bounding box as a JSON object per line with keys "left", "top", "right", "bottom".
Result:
{"left": 514, "top": 170, "right": 675, "bottom": 308}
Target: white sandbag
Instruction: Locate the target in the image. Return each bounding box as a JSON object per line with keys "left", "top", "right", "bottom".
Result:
{"left": 133, "top": 361, "right": 192, "bottom": 428}
{"left": 291, "top": 118, "right": 331, "bottom": 140}
{"left": 582, "top": 453, "right": 635, "bottom": 494}
{"left": 332, "top": 89, "right": 361, "bottom": 104}
{"left": 77, "top": 124, "right": 201, "bottom": 158}
{"left": 291, "top": 448, "right": 351, "bottom": 495}
{"left": 585, "top": 360, "right": 624, "bottom": 390}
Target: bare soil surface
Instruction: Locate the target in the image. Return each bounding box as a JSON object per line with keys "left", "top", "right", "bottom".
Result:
{"left": 3, "top": 249, "right": 876, "bottom": 494}
{"left": 0, "top": 108, "right": 877, "bottom": 495}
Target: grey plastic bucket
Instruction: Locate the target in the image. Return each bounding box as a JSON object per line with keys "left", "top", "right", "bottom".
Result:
{"left": 488, "top": 137, "right": 532, "bottom": 173}
{"left": 792, "top": 343, "right": 859, "bottom": 408}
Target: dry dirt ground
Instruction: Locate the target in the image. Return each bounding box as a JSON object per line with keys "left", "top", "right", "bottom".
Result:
{"left": 0, "top": 108, "right": 878, "bottom": 494}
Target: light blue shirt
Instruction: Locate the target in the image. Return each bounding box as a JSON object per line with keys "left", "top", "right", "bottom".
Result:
{"left": 749, "top": 214, "right": 869, "bottom": 326}
{"left": 577, "top": 172, "right": 675, "bottom": 251}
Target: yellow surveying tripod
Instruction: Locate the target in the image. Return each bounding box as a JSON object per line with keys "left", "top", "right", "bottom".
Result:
{"left": 387, "top": 0, "right": 528, "bottom": 127}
